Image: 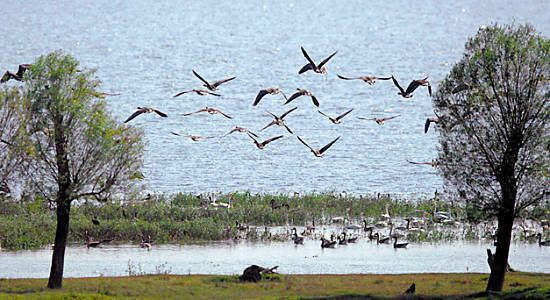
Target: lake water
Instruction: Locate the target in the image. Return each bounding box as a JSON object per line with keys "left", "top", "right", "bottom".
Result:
{"left": 2, "top": 1, "right": 550, "bottom": 196}
{"left": 2, "top": 240, "right": 549, "bottom": 278}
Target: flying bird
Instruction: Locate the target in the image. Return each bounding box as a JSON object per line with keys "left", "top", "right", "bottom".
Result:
{"left": 182, "top": 107, "right": 232, "bottom": 119}
{"left": 171, "top": 132, "right": 214, "bottom": 141}
{"left": 261, "top": 107, "right": 298, "bottom": 134}
{"left": 317, "top": 108, "right": 354, "bottom": 124}
{"left": 124, "top": 107, "right": 168, "bottom": 123}
{"left": 424, "top": 117, "right": 440, "bottom": 133}
{"left": 173, "top": 89, "right": 221, "bottom": 97}
{"left": 407, "top": 160, "right": 439, "bottom": 168}
{"left": 404, "top": 283, "right": 416, "bottom": 295}
{"left": 223, "top": 126, "right": 258, "bottom": 138}
{"left": 192, "top": 69, "right": 236, "bottom": 91}
{"left": 298, "top": 46, "right": 337, "bottom": 74}
{"left": 1, "top": 64, "right": 31, "bottom": 83}
{"left": 247, "top": 132, "right": 283, "bottom": 149}
{"left": 391, "top": 76, "right": 432, "bottom": 98}
{"left": 253, "top": 88, "right": 287, "bottom": 106}
{"left": 337, "top": 74, "right": 391, "bottom": 85}
{"left": 357, "top": 115, "right": 400, "bottom": 125}
{"left": 296, "top": 136, "right": 341, "bottom": 157}
{"left": 285, "top": 89, "right": 319, "bottom": 107}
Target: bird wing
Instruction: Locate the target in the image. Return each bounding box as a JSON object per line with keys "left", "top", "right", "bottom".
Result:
{"left": 300, "top": 46, "right": 317, "bottom": 68}
{"left": 206, "top": 90, "right": 222, "bottom": 96}
{"left": 285, "top": 91, "right": 303, "bottom": 104}
{"left": 171, "top": 132, "right": 184, "bottom": 136}
{"left": 254, "top": 89, "right": 270, "bottom": 106}
{"left": 283, "top": 123, "right": 293, "bottom": 134}
{"left": 280, "top": 106, "right": 298, "bottom": 119}
{"left": 192, "top": 70, "right": 211, "bottom": 87}
{"left": 247, "top": 129, "right": 259, "bottom": 138}
{"left": 246, "top": 132, "right": 259, "bottom": 143}
{"left": 279, "top": 90, "right": 287, "bottom": 100}
{"left": 317, "top": 110, "right": 332, "bottom": 119}
{"left": 262, "top": 135, "right": 283, "bottom": 145}
{"left": 310, "top": 95, "right": 320, "bottom": 107}
{"left": 211, "top": 76, "right": 236, "bottom": 88}
{"left": 319, "top": 136, "right": 341, "bottom": 154}
{"left": 405, "top": 80, "right": 422, "bottom": 94}
{"left": 424, "top": 118, "right": 431, "bottom": 133}
{"left": 391, "top": 76, "right": 406, "bottom": 94}
{"left": 317, "top": 51, "right": 338, "bottom": 68}
{"left": 153, "top": 109, "right": 168, "bottom": 118}
{"left": 0, "top": 71, "right": 11, "bottom": 83}
{"left": 374, "top": 76, "right": 392, "bottom": 81}
{"left": 215, "top": 109, "right": 232, "bottom": 119}
{"left": 182, "top": 108, "right": 206, "bottom": 116}
{"left": 266, "top": 111, "right": 279, "bottom": 119}
{"left": 381, "top": 115, "right": 399, "bottom": 121}
{"left": 337, "top": 74, "right": 355, "bottom": 80}
{"left": 261, "top": 120, "right": 276, "bottom": 131}
{"left": 357, "top": 116, "right": 376, "bottom": 121}
{"left": 427, "top": 84, "right": 433, "bottom": 97}
{"left": 173, "top": 90, "right": 191, "bottom": 97}
{"left": 298, "top": 63, "right": 314, "bottom": 74}
{"left": 296, "top": 136, "right": 315, "bottom": 152}
{"left": 336, "top": 108, "right": 354, "bottom": 121}
{"left": 123, "top": 110, "right": 144, "bottom": 123}
{"left": 223, "top": 128, "right": 239, "bottom": 136}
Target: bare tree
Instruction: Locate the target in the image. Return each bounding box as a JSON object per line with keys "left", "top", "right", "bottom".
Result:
{"left": 16, "top": 50, "right": 145, "bottom": 289}
{"left": 432, "top": 23, "right": 549, "bottom": 291}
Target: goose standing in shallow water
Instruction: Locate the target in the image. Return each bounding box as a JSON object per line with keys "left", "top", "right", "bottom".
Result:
{"left": 291, "top": 227, "right": 304, "bottom": 245}
{"left": 537, "top": 233, "right": 550, "bottom": 246}
{"left": 375, "top": 232, "right": 391, "bottom": 245}
{"left": 393, "top": 236, "right": 408, "bottom": 248}
{"left": 321, "top": 237, "right": 337, "bottom": 248}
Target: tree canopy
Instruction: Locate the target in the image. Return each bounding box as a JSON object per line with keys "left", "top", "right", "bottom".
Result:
{"left": 432, "top": 23, "right": 549, "bottom": 291}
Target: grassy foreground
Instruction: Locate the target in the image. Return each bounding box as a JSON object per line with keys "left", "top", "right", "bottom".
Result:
{"left": 0, "top": 273, "right": 549, "bottom": 299}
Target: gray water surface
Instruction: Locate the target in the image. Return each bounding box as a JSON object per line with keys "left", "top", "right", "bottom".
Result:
{"left": 2, "top": 1, "right": 550, "bottom": 196}
{"left": 1, "top": 241, "right": 548, "bottom": 278}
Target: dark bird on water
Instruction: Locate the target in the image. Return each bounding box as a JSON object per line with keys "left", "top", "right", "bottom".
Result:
{"left": 391, "top": 76, "right": 432, "bottom": 98}
{"left": 261, "top": 107, "right": 298, "bottom": 134}
{"left": 173, "top": 89, "right": 221, "bottom": 97}
{"left": 182, "top": 107, "right": 232, "bottom": 119}
{"left": 337, "top": 74, "right": 391, "bottom": 85}
{"left": 317, "top": 108, "right": 353, "bottom": 124}
{"left": 192, "top": 69, "right": 236, "bottom": 91}
{"left": 296, "top": 136, "right": 341, "bottom": 158}
{"left": 298, "top": 46, "right": 337, "bottom": 74}
{"left": 357, "top": 115, "right": 400, "bottom": 125}
{"left": 404, "top": 283, "right": 416, "bottom": 295}
{"left": 223, "top": 126, "right": 258, "bottom": 138}
{"left": 254, "top": 88, "right": 287, "bottom": 106}
{"left": 247, "top": 133, "right": 284, "bottom": 150}
{"left": 124, "top": 107, "right": 168, "bottom": 123}
{"left": 171, "top": 132, "right": 214, "bottom": 141}
{"left": 1, "top": 64, "right": 30, "bottom": 83}
{"left": 285, "top": 89, "right": 320, "bottom": 107}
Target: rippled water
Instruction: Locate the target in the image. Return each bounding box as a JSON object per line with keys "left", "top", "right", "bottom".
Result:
{"left": 2, "top": 1, "right": 550, "bottom": 196}
{"left": 2, "top": 240, "right": 549, "bottom": 278}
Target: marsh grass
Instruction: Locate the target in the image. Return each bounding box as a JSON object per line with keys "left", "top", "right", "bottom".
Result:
{"left": 0, "top": 273, "right": 548, "bottom": 299}
{"left": 1, "top": 192, "right": 548, "bottom": 250}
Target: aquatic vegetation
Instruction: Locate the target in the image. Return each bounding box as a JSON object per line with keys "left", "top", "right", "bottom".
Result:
{"left": 0, "top": 191, "right": 547, "bottom": 250}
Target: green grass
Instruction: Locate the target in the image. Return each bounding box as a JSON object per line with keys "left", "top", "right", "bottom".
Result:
{"left": 0, "top": 273, "right": 549, "bottom": 299}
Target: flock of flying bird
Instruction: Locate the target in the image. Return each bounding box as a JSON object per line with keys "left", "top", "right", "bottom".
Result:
{"left": 74, "top": 45, "right": 438, "bottom": 159}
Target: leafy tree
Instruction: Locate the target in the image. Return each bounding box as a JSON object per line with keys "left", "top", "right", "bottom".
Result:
{"left": 433, "top": 23, "right": 549, "bottom": 291}
{"left": 0, "top": 86, "right": 25, "bottom": 196}
{"left": 16, "top": 50, "right": 145, "bottom": 288}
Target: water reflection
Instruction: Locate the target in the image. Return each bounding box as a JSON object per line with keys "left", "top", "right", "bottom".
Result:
{"left": 2, "top": 241, "right": 548, "bottom": 278}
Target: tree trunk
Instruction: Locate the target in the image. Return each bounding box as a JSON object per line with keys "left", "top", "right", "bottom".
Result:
{"left": 48, "top": 113, "right": 72, "bottom": 289}
{"left": 47, "top": 199, "right": 71, "bottom": 289}
{"left": 486, "top": 139, "right": 519, "bottom": 291}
